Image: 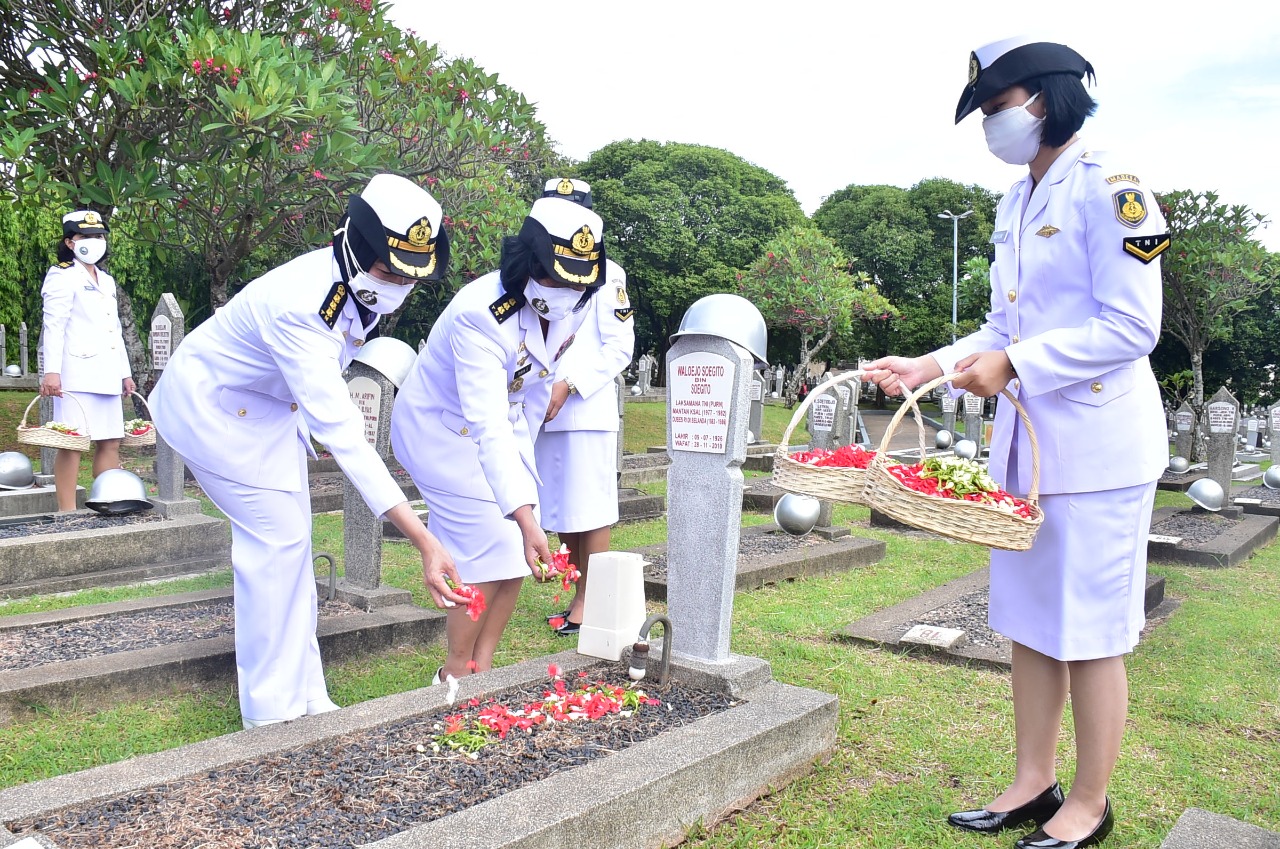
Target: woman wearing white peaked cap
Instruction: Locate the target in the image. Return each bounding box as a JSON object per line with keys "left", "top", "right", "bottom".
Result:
{"left": 151, "top": 174, "right": 465, "bottom": 730}
{"left": 391, "top": 196, "right": 609, "bottom": 680}
{"left": 868, "top": 37, "right": 1169, "bottom": 849}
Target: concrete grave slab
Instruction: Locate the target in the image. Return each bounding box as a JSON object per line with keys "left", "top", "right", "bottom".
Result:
{"left": 842, "top": 567, "right": 1173, "bottom": 671}
{"left": 0, "top": 587, "right": 443, "bottom": 726}
{"left": 0, "top": 513, "right": 230, "bottom": 597}
{"left": 1160, "top": 808, "right": 1280, "bottom": 849}
{"left": 631, "top": 522, "right": 884, "bottom": 601}
{"left": 0, "top": 486, "right": 84, "bottom": 518}
{"left": 0, "top": 650, "right": 837, "bottom": 849}
{"left": 1147, "top": 506, "right": 1278, "bottom": 568}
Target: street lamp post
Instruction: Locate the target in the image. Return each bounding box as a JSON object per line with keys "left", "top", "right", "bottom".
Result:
{"left": 937, "top": 209, "right": 974, "bottom": 343}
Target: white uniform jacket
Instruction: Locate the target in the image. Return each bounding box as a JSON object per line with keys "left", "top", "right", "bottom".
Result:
{"left": 40, "top": 261, "right": 132, "bottom": 391}
{"left": 390, "top": 271, "right": 586, "bottom": 517}
{"left": 149, "top": 248, "right": 406, "bottom": 517}
{"left": 544, "top": 259, "right": 635, "bottom": 433}
{"left": 932, "top": 140, "right": 1169, "bottom": 495}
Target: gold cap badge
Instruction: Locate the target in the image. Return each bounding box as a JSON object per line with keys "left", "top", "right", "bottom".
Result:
{"left": 557, "top": 179, "right": 574, "bottom": 195}
{"left": 407, "top": 217, "right": 432, "bottom": 247}
{"left": 571, "top": 225, "right": 595, "bottom": 256}
{"left": 83, "top": 211, "right": 100, "bottom": 227}
{"left": 967, "top": 52, "right": 980, "bottom": 86}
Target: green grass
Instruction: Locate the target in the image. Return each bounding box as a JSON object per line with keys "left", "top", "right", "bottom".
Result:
{"left": 2, "top": 394, "right": 1279, "bottom": 846}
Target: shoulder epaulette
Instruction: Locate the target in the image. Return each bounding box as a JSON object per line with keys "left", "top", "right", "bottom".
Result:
{"left": 489, "top": 294, "right": 519, "bottom": 324}
{"left": 319, "top": 280, "right": 348, "bottom": 329}
{"left": 56, "top": 261, "right": 73, "bottom": 269}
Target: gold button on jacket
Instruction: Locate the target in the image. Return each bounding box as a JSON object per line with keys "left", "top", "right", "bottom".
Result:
{"left": 1007, "top": 290, "right": 1017, "bottom": 303}
{"left": 237, "top": 408, "right": 247, "bottom": 417}
{"left": 290, "top": 403, "right": 298, "bottom": 412}
{"left": 1091, "top": 382, "right": 1103, "bottom": 393}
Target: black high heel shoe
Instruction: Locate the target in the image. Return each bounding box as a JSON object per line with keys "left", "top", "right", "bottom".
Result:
{"left": 947, "top": 783, "right": 1065, "bottom": 834}
{"left": 1014, "top": 797, "right": 1114, "bottom": 849}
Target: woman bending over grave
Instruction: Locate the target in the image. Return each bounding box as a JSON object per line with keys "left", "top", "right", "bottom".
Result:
{"left": 867, "top": 38, "right": 1168, "bottom": 849}
{"left": 391, "top": 197, "right": 609, "bottom": 681}
{"left": 150, "top": 175, "right": 465, "bottom": 731}
{"left": 39, "top": 210, "right": 136, "bottom": 512}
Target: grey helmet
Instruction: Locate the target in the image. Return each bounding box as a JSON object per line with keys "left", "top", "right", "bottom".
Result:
{"left": 85, "top": 469, "right": 154, "bottom": 515}
{"left": 351, "top": 336, "right": 418, "bottom": 389}
{"left": 0, "top": 451, "right": 34, "bottom": 490}
{"left": 670, "top": 293, "right": 768, "bottom": 366}
{"left": 3, "top": 364, "right": 20, "bottom": 377}
{"left": 1186, "top": 478, "right": 1225, "bottom": 512}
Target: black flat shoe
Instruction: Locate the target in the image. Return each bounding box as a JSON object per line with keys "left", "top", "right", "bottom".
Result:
{"left": 1014, "top": 798, "right": 1114, "bottom": 849}
{"left": 947, "top": 783, "right": 1065, "bottom": 834}
{"left": 546, "top": 609, "right": 571, "bottom": 623}
{"left": 554, "top": 619, "right": 581, "bottom": 636}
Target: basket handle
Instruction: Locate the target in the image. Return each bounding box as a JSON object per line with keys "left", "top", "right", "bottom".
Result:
{"left": 127, "top": 390, "right": 154, "bottom": 422}
{"left": 776, "top": 369, "right": 865, "bottom": 453}
{"left": 20, "top": 392, "right": 91, "bottom": 437}
{"left": 869, "top": 372, "right": 1040, "bottom": 503}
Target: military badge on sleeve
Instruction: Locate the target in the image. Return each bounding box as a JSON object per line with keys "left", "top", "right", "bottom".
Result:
{"left": 1113, "top": 190, "right": 1148, "bottom": 228}
{"left": 1123, "top": 234, "right": 1170, "bottom": 264}
{"left": 489, "top": 294, "right": 519, "bottom": 324}
{"left": 615, "top": 285, "right": 629, "bottom": 307}
{"left": 318, "top": 281, "right": 348, "bottom": 328}
{"left": 614, "top": 308, "right": 634, "bottom": 322}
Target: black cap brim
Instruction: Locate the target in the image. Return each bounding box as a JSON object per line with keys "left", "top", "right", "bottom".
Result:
{"left": 955, "top": 42, "right": 1091, "bottom": 123}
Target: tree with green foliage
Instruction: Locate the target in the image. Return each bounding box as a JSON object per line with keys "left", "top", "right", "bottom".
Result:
{"left": 813, "top": 178, "right": 998, "bottom": 357}
{"left": 1156, "top": 190, "right": 1274, "bottom": 440}
{"left": 737, "top": 226, "right": 896, "bottom": 398}
{"left": 575, "top": 140, "right": 805, "bottom": 372}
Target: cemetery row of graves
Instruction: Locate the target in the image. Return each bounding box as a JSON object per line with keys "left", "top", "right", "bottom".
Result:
{"left": 0, "top": 294, "right": 1275, "bottom": 848}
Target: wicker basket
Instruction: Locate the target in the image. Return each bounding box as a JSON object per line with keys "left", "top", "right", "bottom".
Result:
{"left": 122, "top": 391, "right": 157, "bottom": 448}
{"left": 772, "top": 369, "right": 925, "bottom": 505}
{"left": 862, "top": 373, "right": 1044, "bottom": 551}
{"left": 16, "top": 394, "right": 92, "bottom": 452}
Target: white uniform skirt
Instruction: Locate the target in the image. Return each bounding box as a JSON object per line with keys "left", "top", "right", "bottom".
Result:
{"left": 53, "top": 391, "right": 124, "bottom": 442}
{"left": 988, "top": 437, "right": 1157, "bottom": 661}
{"left": 419, "top": 485, "right": 531, "bottom": 584}
{"left": 534, "top": 430, "right": 619, "bottom": 533}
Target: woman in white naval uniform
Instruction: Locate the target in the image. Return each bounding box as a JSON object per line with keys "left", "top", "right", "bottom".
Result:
{"left": 39, "top": 211, "right": 136, "bottom": 512}
{"left": 391, "top": 197, "right": 607, "bottom": 681}
{"left": 869, "top": 39, "right": 1169, "bottom": 849}
{"left": 150, "top": 175, "right": 465, "bottom": 730}
{"left": 533, "top": 179, "right": 635, "bottom": 635}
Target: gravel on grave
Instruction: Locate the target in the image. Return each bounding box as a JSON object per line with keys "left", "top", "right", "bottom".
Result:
{"left": 1237, "top": 485, "right": 1280, "bottom": 504}
{"left": 1150, "top": 511, "right": 1241, "bottom": 544}
{"left": 0, "top": 598, "right": 361, "bottom": 672}
{"left": 644, "top": 529, "right": 826, "bottom": 579}
{"left": 309, "top": 466, "right": 414, "bottom": 496}
{"left": 8, "top": 666, "right": 737, "bottom": 849}
{"left": 0, "top": 511, "right": 165, "bottom": 541}
{"left": 900, "top": 589, "right": 1005, "bottom": 649}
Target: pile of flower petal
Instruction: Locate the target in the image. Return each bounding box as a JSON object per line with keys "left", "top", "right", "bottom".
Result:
{"left": 788, "top": 444, "right": 876, "bottom": 468}
{"left": 887, "top": 456, "right": 1035, "bottom": 518}
{"left": 124, "top": 418, "right": 153, "bottom": 436}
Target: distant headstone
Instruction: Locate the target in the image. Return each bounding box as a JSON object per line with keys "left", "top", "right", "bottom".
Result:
{"left": 18, "top": 322, "right": 28, "bottom": 375}
{"left": 150, "top": 294, "right": 200, "bottom": 517}
{"left": 150, "top": 313, "right": 173, "bottom": 370}
{"left": 963, "top": 392, "right": 984, "bottom": 448}
{"left": 665, "top": 330, "right": 754, "bottom": 663}
{"left": 637, "top": 353, "right": 652, "bottom": 395}
{"left": 807, "top": 389, "right": 838, "bottom": 451}
{"left": 940, "top": 392, "right": 957, "bottom": 435}
{"left": 1205, "top": 387, "right": 1238, "bottom": 506}
{"left": 1174, "top": 403, "right": 1195, "bottom": 460}
{"left": 615, "top": 372, "right": 626, "bottom": 475}
{"left": 831, "top": 384, "right": 852, "bottom": 448}
{"left": 1246, "top": 417, "right": 1261, "bottom": 449}
{"left": 33, "top": 328, "right": 55, "bottom": 482}
{"left": 418, "top": 338, "right": 426, "bottom": 353}
{"left": 0, "top": 325, "right": 6, "bottom": 370}
{"left": 748, "top": 372, "right": 764, "bottom": 443}
{"left": 342, "top": 360, "right": 397, "bottom": 591}
{"left": 773, "top": 365, "right": 786, "bottom": 397}
{"left": 1270, "top": 401, "right": 1280, "bottom": 465}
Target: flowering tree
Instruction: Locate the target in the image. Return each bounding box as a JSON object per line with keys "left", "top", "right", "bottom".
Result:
{"left": 1156, "top": 189, "right": 1274, "bottom": 454}
{"left": 738, "top": 226, "right": 896, "bottom": 398}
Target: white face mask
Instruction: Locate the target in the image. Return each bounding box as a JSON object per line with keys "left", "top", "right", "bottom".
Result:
{"left": 982, "top": 92, "right": 1044, "bottom": 165}
{"left": 73, "top": 237, "right": 107, "bottom": 265}
{"left": 525, "top": 280, "right": 583, "bottom": 322}
{"left": 352, "top": 272, "right": 413, "bottom": 315}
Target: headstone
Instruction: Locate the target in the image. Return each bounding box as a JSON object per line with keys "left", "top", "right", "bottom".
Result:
{"left": 1271, "top": 401, "right": 1280, "bottom": 466}
{"left": 1174, "top": 402, "right": 1195, "bottom": 460}
{"left": 831, "top": 385, "right": 852, "bottom": 448}
{"left": 807, "top": 388, "right": 838, "bottom": 451}
{"left": 1204, "top": 387, "right": 1238, "bottom": 507}
{"left": 615, "top": 373, "right": 626, "bottom": 476}
{"left": 33, "top": 328, "right": 55, "bottom": 483}
{"left": 418, "top": 338, "right": 426, "bottom": 353}
{"left": 963, "top": 392, "right": 984, "bottom": 449}
{"left": 18, "top": 321, "right": 28, "bottom": 375}
{"left": 773, "top": 365, "right": 786, "bottom": 397}
{"left": 150, "top": 294, "right": 200, "bottom": 518}
{"left": 149, "top": 313, "right": 173, "bottom": 370}
{"left": 637, "top": 353, "right": 652, "bottom": 395}
{"left": 342, "top": 360, "right": 396, "bottom": 591}
{"left": 0, "top": 324, "right": 6, "bottom": 370}
{"left": 940, "top": 391, "right": 957, "bottom": 435}
{"left": 1246, "top": 417, "right": 1261, "bottom": 449}
{"left": 748, "top": 372, "right": 764, "bottom": 443}
{"left": 665, "top": 330, "right": 754, "bottom": 663}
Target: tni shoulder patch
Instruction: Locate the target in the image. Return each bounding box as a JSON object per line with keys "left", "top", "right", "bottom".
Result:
{"left": 1123, "top": 234, "right": 1170, "bottom": 264}
{"left": 489, "top": 294, "right": 519, "bottom": 324}
{"left": 614, "top": 308, "right": 634, "bottom": 322}
{"left": 319, "top": 281, "right": 348, "bottom": 328}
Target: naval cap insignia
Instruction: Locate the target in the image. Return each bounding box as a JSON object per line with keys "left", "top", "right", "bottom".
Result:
{"left": 571, "top": 225, "right": 595, "bottom": 255}
{"left": 967, "top": 52, "right": 980, "bottom": 86}
{"left": 407, "top": 217, "right": 432, "bottom": 247}
{"left": 557, "top": 179, "right": 574, "bottom": 195}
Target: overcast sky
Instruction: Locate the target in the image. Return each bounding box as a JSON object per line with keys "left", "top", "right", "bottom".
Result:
{"left": 389, "top": 1, "right": 1280, "bottom": 250}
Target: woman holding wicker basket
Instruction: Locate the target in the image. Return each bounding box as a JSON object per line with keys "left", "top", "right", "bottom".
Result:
{"left": 38, "top": 211, "right": 136, "bottom": 512}
{"left": 868, "top": 38, "right": 1169, "bottom": 849}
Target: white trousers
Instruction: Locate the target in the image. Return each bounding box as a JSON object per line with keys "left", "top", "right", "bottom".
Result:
{"left": 187, "top": 441, "right": 328, "bottom": 722}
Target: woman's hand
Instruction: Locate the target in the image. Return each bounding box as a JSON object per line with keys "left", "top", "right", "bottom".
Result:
{"left": 40, "top": 373, "right": 63, "bottom": 398}
{"left": 863, "top": 355, "right": 942, "bottom": 397}
{"left": 384, "top": 502, "right": 467, "bottom": 608}
{"left": 513, "top": 504, "right": 552, "bottom": 578}
{"left": 122, "top": 377, "right": 136, "bottom": 396}
{"left": 544, "top": 380, "right": 570, "bottom": 423}
{"left": 951, "top": 351, "right": 1016, "bottom": 397}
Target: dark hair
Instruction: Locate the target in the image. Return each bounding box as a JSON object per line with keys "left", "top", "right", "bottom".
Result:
{"left": 498, "top": 232, "right": 601, "bottom": 312}
{"left": 1025, "top": 72, "right": 1097, "bottom": 148}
